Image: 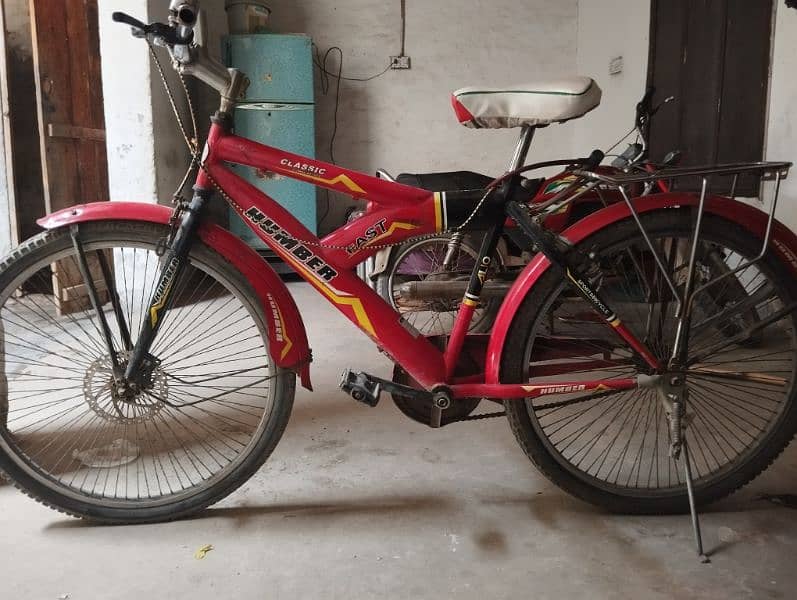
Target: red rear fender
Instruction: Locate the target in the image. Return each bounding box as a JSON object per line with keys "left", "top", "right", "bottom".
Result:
{"left": 485, "top": 193, "right": 797, "bottom": 384}
{"left": 38, "top": 202, "right": 313, "bottom": 390}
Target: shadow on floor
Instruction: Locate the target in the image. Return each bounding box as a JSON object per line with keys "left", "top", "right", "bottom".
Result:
{"left": 42, "top": 492, "right": 459, "bottom": 531}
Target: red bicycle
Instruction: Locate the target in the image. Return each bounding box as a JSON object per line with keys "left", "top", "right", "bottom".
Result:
{"left": 0, "top": 5, "right": 796, "bottom": 544}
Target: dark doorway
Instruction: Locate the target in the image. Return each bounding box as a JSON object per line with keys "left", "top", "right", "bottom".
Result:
{"left": 647, "top": 0, "right": 774, "bottom": 195}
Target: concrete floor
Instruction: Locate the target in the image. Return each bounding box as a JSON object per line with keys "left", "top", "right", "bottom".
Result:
{"left": 2, "top": 281, "right": 797, "bottom": 599}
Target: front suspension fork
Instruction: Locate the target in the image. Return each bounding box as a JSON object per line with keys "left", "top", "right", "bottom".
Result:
{"left": 124, "top": 189, "right": 211, "bottom": 381}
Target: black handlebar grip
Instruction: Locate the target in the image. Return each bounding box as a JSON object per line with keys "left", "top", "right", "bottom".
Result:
{"left": 584, "top": 149, "right": 605, "bottom": 171}
{"left": 112, "top": 12, "right": 148, "bottom": 31}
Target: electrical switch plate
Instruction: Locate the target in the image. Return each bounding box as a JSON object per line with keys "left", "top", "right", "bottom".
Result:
{"left": 390, "top": 55, "right": 411, "bottom": 69}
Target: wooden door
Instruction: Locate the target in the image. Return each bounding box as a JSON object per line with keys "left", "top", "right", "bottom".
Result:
{"left": 29, "top": 0, "right": 108, "bottom": 212}
{"left": 29, "top": 0, "right": 109, "bottom": 313}
{"left": 647, "top": 0, "right": 774, "bottom": 195}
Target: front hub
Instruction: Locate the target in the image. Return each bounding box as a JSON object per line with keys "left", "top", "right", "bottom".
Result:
{"left": 83, "top": 352, "right": 168, "bottom": 423}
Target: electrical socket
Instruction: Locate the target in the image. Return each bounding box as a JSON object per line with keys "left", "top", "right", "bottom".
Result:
{"left": 390, "top": 55, "right": 411, "bottom": 69}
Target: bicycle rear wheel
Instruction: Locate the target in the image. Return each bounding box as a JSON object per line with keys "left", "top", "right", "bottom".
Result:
{"left": 0, "top": 221, "right": 294, "bottom": 523}
{"left": 501, "top": 210, "right": 797, "bottom": 513}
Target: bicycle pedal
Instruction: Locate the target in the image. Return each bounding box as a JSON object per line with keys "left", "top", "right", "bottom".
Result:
{"left": 339, "top": 369, "right": 381, "bottom": 407}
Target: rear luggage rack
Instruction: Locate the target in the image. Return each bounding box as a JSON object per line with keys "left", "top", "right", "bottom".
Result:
{"left": 573, "top": 161, "right": 792, "bottom": 315}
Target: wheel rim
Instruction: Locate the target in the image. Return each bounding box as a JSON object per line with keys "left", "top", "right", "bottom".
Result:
{"left": 0, "top": 230, "right": 277, "bottom": 509}
{"left": 386, "top": 236, "right": 495, "bottom": 335}
{"left": 520, "top": 225, "right": 796, "bottom": 498}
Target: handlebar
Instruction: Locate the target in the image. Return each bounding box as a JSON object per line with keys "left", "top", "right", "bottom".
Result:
{"left": 111, "top": 11, "right": 148, "bottom": 32}
{"left": 112, "top": 11, "right": 193, "bottom": 46}
{"left": 113, "top": 5, "right": 242, "bottom": 109}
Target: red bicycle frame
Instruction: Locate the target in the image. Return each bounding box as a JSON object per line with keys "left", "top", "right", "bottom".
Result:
{"left": 195, "top": 120, "right": 659, "bottom": 399}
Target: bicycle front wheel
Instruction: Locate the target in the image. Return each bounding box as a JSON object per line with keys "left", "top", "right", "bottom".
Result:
{"left": 502, "top": 210, "right": 797, "bottom": 514}
{"left": 0, "top": 221, "right": 294, "bottom": 523}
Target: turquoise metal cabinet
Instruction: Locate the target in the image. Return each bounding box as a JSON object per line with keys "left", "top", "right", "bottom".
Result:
{"left": 224, "top": 34, "right": 317, "bottom": 248}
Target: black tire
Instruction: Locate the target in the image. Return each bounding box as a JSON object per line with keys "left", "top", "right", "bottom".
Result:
{"left": 0, "top": 221, "right": 295, "bottom": 523}
{"left": 501, "top": 210, "right": 797, "bottom": 514}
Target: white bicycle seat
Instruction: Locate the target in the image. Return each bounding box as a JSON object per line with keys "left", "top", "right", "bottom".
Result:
{"left": 451, "top": 77, "right": 601, "bottom": 129}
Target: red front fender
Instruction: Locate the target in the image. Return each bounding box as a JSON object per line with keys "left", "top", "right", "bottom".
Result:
{"left": 485, "top": 193, "right": 797, "bottom": 384}
{"left": 38, "top": 202, "right": 313, "bottom": 390}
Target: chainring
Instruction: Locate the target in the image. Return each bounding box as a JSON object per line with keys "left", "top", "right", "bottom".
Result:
{"left": 391, "top": 364, "right": 480, "bottom": 427}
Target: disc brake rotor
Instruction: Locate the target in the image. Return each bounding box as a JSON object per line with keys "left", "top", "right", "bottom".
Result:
{"left": 82, "top": 352, "right": 168, "bottom": 424}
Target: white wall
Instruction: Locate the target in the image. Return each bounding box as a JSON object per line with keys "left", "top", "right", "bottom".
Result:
{"left": 98, "top": 0, "right": 159, "bottom": 204}
{"left": 268, "top": 0, "right": 578, "bottom": 231}
{"left": 99, "top": 1, "right": 230, "bottom": 212}
{"left": 574, "top": 0, "right": 650, "bottom": 156}
{"left": 764, "top": 3, "right": 797, "bottom": 232}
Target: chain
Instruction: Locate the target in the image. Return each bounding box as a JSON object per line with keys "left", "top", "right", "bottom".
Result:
{"left": 148, "top": 43, "right": 496, "bottom": 253}
{"left": 454, "top": 410, "right": 507, "bottom": 422}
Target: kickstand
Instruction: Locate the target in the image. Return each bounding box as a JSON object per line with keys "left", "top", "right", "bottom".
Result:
{"left": 681, "top": 439, "right": 710, "bottom": 563}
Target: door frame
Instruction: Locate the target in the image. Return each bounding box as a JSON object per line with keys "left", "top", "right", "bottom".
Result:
{"left": 645, "top": 0, "right": 776, "bottom": 195}
{"left": 0, "top": 2, "right": 19, "bottom": 248}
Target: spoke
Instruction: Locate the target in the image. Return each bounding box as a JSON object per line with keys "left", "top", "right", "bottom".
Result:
{"left": 689, "top": 367, "right": 787, "bottom": 387}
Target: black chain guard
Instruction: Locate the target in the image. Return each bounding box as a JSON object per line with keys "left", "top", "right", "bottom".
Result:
{"left": 391, "top": 364, "right": 480, "bottom": 426}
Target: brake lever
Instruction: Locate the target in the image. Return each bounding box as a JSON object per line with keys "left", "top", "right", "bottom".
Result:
{"left": 112, "top": 11, "right": 149, "bottom": 36}
{"left": 111, "top": 11, "right": 193, "bottom": 46}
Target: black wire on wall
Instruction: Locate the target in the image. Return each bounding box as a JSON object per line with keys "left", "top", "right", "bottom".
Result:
{"left": 312, "top": 0, "right": 407, "bottom": 229}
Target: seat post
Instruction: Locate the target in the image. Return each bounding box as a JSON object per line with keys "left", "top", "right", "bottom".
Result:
{"left": 508, "top": 126, "right": 535, "bottom": 171}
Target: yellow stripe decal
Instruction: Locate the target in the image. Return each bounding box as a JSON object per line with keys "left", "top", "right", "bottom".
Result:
{"left": 463, "top": 297, "right": 479, "bottom": 308}
{"left": 280, "top": 252, "right": 376, "bottom": 337}
{"left": 433, "top": 193, "right": 443, "bottom": 231}
{"left": 302, "top": 173, "right": 365, "bottom": 194}
{"left": 314, "top": 282, "right": 375, "bottom": 337}
{"left": 609, "top": 317, "right": 621, "bottom": 328}
{"left": 365, "top": 222, "right": 419, "bottom": 248}
{"left": 149, "top": 280, "right": 174, "bottom": 326}
{"left": 274, "top": 303, "right": 294, "bottom": 361}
